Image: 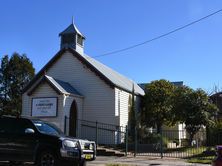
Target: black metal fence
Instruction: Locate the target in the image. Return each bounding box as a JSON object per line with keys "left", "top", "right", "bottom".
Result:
{"left": 64, "top": 117, "right": 218, "bottom": 159}
{"left": 64, "top": 116, "right": 127, "bottom": 147}
{"left": 135, "top": 129, "right": 212, "bottom": 158}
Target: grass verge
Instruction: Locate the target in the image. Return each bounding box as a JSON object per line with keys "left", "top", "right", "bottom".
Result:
{"left": 187, "top": 157, "right": 213, "bottom": 164}
{"left": 106, "top": 164, "right": 135, "bottom": 166}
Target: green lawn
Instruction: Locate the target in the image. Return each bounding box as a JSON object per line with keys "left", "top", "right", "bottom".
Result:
{"left": 166, "top": 146, "right": 211, "bottom": 153}
{"left": 187, "top": 157, "right": 213, "bottom": 164}
{"left": 182, "top": 147, "right": 215, "bottom": 164}
{"left": 165, "top": 146, "right": 215, "bottom": 164}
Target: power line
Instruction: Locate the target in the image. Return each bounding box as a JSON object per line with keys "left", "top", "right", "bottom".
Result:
{"left": 93, "top": 9, "right": 222, "bottom": 58}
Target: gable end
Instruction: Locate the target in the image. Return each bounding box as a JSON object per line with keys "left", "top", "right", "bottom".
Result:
{"left": 23, "top": 48, "right": 115, "bottom": 94}
{"left": 27, "top": 76, "right": 62, "bottom": 96}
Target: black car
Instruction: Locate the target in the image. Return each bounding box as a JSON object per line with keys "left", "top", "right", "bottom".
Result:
{"left": 0, "top": 116, "right": 96, "bottom": 166}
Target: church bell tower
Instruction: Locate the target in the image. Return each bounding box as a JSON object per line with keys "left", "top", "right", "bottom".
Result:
{"left": 59, "top": 19, "right": 85, "bottom": 55}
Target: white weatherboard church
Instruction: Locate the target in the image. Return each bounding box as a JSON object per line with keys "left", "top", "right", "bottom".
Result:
{"left": 22, "top": 21, "right": 144, "bottom": 144}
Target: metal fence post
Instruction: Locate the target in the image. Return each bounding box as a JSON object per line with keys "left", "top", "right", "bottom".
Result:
{"left": 64, "top": 116, "right": 67, "bottom": 135}
{"left": 76, "top": 119, "right": 79, "bottom": 137}
{"left": 96, "top": 121, "right": 98, "bottom": 148}
{"left": 160, "top": 127, "right": 163, "bottom": 159}
{"left": 125, "top": 125, "right": 128, "bottom": 156}
{"left": 134, "top": 124, "right": 137, "bottom": 157}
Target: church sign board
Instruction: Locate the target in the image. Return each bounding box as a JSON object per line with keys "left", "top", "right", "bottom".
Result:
{"left": 31, "top": 97, "right": 57, "bottom": 117}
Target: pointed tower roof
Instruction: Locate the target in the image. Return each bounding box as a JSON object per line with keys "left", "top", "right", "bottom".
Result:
{"left": 59, "top": 22, "right": 85, "bottom": 39}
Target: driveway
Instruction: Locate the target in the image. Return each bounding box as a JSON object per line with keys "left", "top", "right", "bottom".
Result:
{"left": 88, "top": 156, "right": 211, "bottom": 166}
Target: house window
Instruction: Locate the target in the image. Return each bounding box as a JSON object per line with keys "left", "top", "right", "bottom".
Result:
{"left": 77, "top": 34, "right": 83, "bottom": 46}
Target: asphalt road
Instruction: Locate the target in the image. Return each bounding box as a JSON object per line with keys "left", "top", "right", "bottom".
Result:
{"left": 0, "top": 156, "right": 212, "bottom": 166}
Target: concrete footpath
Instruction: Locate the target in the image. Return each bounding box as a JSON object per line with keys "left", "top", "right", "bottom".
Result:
{"left": 88, "top": 156, "right": 211, "bottom": 166}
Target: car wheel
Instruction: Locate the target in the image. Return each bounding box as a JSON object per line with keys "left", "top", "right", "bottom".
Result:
{"left": 79, "top": 160, "right": 86, "bottom": 166}
{"left": 73, "top": 160, "right": 86, "bottom": 166}
{"left": 38, "top": 151, "right": 59, "bottom": 166}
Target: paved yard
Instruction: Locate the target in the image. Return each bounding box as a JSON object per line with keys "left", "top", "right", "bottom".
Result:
{"left": 88, "top": 156, "right": 211, "bottom": 166}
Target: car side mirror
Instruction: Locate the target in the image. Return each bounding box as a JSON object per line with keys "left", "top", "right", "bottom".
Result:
{"left": 25, "top": 128, "right": 35, "bottom": 134}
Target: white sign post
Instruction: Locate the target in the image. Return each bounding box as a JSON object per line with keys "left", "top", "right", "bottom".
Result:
{"left": 32, "top": 98, "right": 57, "bottom": 117}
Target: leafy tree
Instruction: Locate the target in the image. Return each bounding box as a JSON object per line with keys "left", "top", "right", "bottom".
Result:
{"left": 170, "top": 86, "right": 193, "bottom": 123}
{"left": 0, "top": 53, "right": 35, "bottom": 115}
{"left": 142, "top": 79, "right": 175, "bottom": 133}
{"left": 173, "top": 86, "right": 218, "bottom": 145}
{"left": 0, "top": 55, "right": 10, "bottom": 112}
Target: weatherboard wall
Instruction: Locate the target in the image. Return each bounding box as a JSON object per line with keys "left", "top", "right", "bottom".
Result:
{"left": 22, "top": 50, "right": 143, "bottom": 144}
{"left": 22, "top": 82, "right": 64, "bottom": 130}
{"left": 46, "top": 51, "right": 117, "bottom": 125}
{"left": 22, "top": 77, "right": 43, "bottom": 117}
{"left": 115, "top": 88, "right": 130, "bottom": 128}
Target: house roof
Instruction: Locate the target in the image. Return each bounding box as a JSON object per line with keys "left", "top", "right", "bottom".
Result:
{"left": 23, "top": 48, "right": 145, "bottom": 96}
{"left": 45, "top": 75, "right": 82, "bottom": 96}
{"left": 28, "top": 75, "right": 82, "bottom": 96}
{"left": 59, "top": 23, "right": 85, "bottom": 39}
{"left": 171, "top": 81, "right": 183, "bottom": 87}
{"left": 210, "top": 92, "right": 222, "bottom": 98}
{"left": 82, "top": 54, "right": 144, "bottom": 96}
{"left": 139, "top": 81, "right": 184, "bottom": 90}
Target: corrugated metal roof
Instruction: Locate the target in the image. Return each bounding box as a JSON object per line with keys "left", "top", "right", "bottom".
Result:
{"left": 139, "top": 81, "right": 184, "bottom": 90}
{"left": 59, "top": 23, "right": 85, "bottom": 38}
{"left": 82, "top": 53, "right": 145, "bottom": 96}
{"left": 171, "top": 81, "right": 183, "bottom": 87}
{"left": 22, "top": 48, "right": 145, "bottom": 96}
{"left": 45, "top": 75, "right": 82, "bottom": 96}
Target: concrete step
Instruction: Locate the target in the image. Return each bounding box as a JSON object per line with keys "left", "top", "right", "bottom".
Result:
{"left": 97, "top": 146, "right": 125, "bottom": 157}
{"left": 99, "top": 145, "right": 125, "bottom": 152}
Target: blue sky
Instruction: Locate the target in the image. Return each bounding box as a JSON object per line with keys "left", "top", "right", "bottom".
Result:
{"left": 0, "top": 0, "right": 222, "bottom": 92}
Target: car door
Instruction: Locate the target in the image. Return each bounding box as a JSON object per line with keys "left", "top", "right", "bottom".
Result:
{"left": 11, "top": 118, "right": 39, "bottom": 162}
{"left": 0, "top": 117, "right": 17, "bottom": 161}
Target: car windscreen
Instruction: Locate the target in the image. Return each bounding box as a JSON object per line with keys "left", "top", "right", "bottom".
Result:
{"left": 33, "top": 121, "right": 64, "bottom": 136}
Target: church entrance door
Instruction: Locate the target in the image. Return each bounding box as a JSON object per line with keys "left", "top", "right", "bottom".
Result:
{"left": 69, "top": 100, "right": 77, "bottom": 137}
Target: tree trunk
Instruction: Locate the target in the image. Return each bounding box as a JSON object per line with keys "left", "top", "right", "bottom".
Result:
{"left": 189, "top": 133, "right": 194, "bottom": 146}
{"left": 157, "top": 123, "right": 162, "bottom": 134}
